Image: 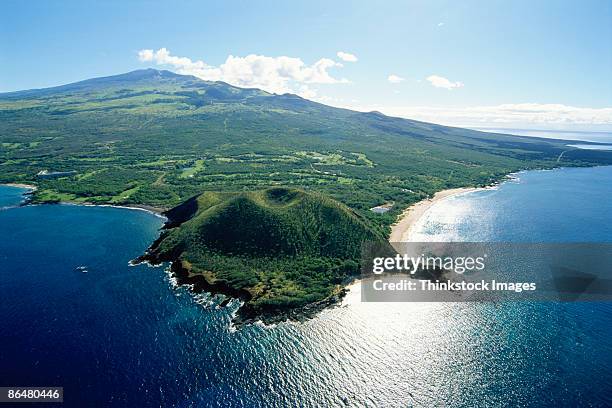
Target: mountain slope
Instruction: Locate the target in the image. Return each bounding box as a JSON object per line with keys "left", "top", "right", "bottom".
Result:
{"left": 1, "top": 69, "right": 610, "bottom": 236}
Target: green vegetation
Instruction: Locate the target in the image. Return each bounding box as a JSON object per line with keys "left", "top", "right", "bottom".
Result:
{"left": 180, "top": 159, "right": 205, "bottom": 179}
{"left": 142, "top": 187, "right": 388, "bottom": 323}
{"left": 2, "top": 68, "right": 611, "bottom": 321}
{"left": 2, "top": 69, "right": 611, "bottom": 235}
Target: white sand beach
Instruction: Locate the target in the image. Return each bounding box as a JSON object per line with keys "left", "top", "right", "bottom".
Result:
{"left": 389, "top": 187, "right": 483, "bottom": 243}
{"left": 3, "top": 183, "right": 37, "bottom": 191}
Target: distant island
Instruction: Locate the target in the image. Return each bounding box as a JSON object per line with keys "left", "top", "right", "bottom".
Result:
{"left": 2, "top": 69, "right": 611, "bottom": 323}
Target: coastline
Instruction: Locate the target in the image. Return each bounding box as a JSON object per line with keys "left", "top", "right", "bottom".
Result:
{"left": 3, "top": 183, "right": 37, "bottom": 191}
{"left": 72, "top": 202, "right": 167, "bottom": 219}
{"left": 346, "top": 187, "right": 487, "bottom": 299}
{"left": 53, "top": 202, "right": 168, "bottom": 221}
{"left": 393, "top": 166, "right": 606, "bottom": 233}
{"left": 135, "top": 253, "right": 347, "bottom": 327}
{"left": 1, "top": 184, "right": 167, "bottom": 219}
{"left": 389, "top": 187, "right": 485, "bottom": 243}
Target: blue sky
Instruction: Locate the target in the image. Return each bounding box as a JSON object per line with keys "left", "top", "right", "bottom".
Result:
{"left": 1, "top": 0, "right": 611, "bottom": 130}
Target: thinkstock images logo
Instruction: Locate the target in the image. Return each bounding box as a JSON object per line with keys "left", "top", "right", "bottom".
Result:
{"left": 361, "top": 242, "right": 612, "bottom": 302}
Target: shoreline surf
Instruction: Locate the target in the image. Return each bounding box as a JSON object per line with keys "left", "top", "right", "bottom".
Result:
{"left": 389, "top": 187, "right": 486, "bottom": 243}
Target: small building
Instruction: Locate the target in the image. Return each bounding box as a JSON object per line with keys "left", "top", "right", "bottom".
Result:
{"left": 36, "top": 170, "right": 77, "bottom": 179}
{"left": 370, "top": 203, "right": 394, "bottom": 214}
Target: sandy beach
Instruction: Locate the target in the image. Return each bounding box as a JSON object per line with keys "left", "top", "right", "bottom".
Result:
{"left": 389, "top": 187, "right": 483, "bottom": 243}
{"left": 64, "top": 202, "right": 167, "bottom": 218}
{"left": 3, "top": 183, "right": 37, "bottom": 191}
{"left": 344, "top": 187, "right": 484, "bottom": 298}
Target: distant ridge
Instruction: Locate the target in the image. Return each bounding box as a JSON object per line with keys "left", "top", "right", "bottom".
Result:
{"left": 0, "top": 69, "right": 195, "bottom": 98}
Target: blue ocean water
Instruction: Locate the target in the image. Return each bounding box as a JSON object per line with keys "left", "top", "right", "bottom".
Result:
{"left": 0, "top": 185, "right": 30, "bottom": 208}
{"left": 1, "top": 167, "right": 611, "bottom": 407}
{"left": 410, "top": 165, "right": 612, "bottom": 242}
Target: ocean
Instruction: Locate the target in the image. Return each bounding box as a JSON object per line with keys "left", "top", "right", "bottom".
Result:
{"left": 1, "top": 166, "right": 611, "bottom": 407}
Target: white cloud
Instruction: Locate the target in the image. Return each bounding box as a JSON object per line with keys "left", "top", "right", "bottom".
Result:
{"left": 387, "top": 74, "right": 405, "bottom": 84}
{"left": 437, "top": 22, "right": 445, "bottom": 27}
{"left": 337, "top": 102, "right": 612, "bottom": 129}
{"left": 336, "top": 51, "right": 358, "bottom": 62}
{"left": 137, "top": 48, "right": 611, "bottom": 130}
{"left": 137, "top": 48, "right": 349, "bottom": 97}
{"left": 138, "top": 49, "right": 154, "bottom": 61}
{"left": 297, "top": 85, "right": 318, "bottom": 100}
{"left": 426, "top": 75, "right": 464, "bottom": 90}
